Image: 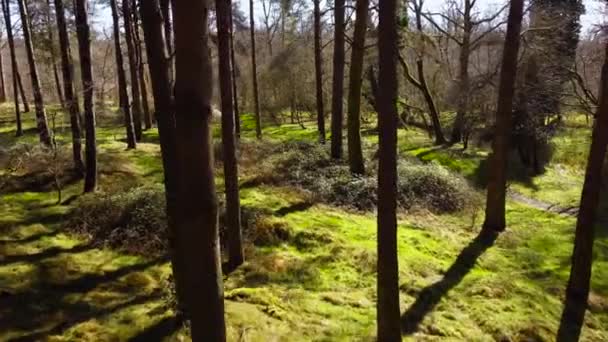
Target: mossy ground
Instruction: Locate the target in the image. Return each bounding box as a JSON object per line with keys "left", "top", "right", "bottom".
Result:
{"left": 1, "top": 106, "right": 607, "bottom": 341}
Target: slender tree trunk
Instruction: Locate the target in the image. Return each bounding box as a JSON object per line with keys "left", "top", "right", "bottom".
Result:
{"left": 54, "top": 0, "right": 84, "bottom": 172}
{"left": 140, "top": 0, "right": 187, "bottom": 314}
{"left": 331, "top": 0, "right": 345, "bottom": 159}
{"left": 451, "top": 0, "right": 472, "bottom": 144}
{"left": 123, "top": 0, "right": 143, "bottom": 140}
{"left": 229, "top": 5, "right": 240, "bottom": 137}
{"left": 482, "top": 0, "right": 524, "bottom": 232}
{"left": 132, "top": 0, "right": 152, "bottom": 130}
{"left": 346, "top": 0, "right": 368, "bottom": 175}
{"left": 174, "top": 0, "right": 226, "bottom": 339}
{"left": 74, "top": 0, "right": 97, "bottom": 193}
{"left": 110, "top": 0, "right": 137, "bottom": 149}
{"left": 45, "top": 0, "right": 65, "bottom": 107}
{"left": 2, "top": 0, "right": 21, "bottom": 135}
{"left": 313, "top": 0, "right": 325, "bottom": 144}
{"left": 377, "top": 0, "right": 400, "bottom": 337}
{"left": 557, "top": 41, "right": 608, "bottom": 342}
{"left": 17, "top": 68, "right": 29, "bottom": 112}
{"left": 0, "top": 45, "right": 6, "bottom": 103}
{"left": 17, "top": 0, "right": 51, "bottom": 146}
{"left": 216, "top": 0, "right": 243, "bottom": 270}
{"left": 249, "top": 0, "right": 262, "bottom": 138}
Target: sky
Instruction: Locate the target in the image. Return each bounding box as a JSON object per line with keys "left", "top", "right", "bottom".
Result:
{"left": 94, "top": 0, "right": 606, "bottom": 35}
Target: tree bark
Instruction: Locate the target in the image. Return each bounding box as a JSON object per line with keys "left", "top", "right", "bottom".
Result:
{"left": 74, "top": 0, "right": 97, "bottom": 193}
{"left": 173, "top": 0, "right": 226, "bottom": 339}
{"left": 557, "top": 41, "right": 608, "bottom": 342}
{"left": 2, "top": 0, "right": 21, "bottom": 135}
{"left": 377, "top": 0, "right": 401, "bottom": 337}
{"left": 160, "top": 0, "right": 173, "bottom": 77}
{"left": 249, "top": 0, "right": 262, "bottom": 138}
{"left": 216, "top": 0, "right": 243, "bottom": 270}
{"left": 229, "top": 6, "right": 240, "bottom": 137}
{"left": 43, "top": 0, "right": 64, "bottom": 108}
{"left": 17, "top": 0, "right": 51, "bottom": 146}
{"left": 330, "top": 0, "right": 345, "bottom": 159}
{"left": 140, "top": 0, "right": 187, "bottom": 315}
{"left": 313, "top": 0, "right": 325, "bottom": 144}
{"left": 110, "top": 0, "right": 137, "bottom": 149}
{"left": 54, "top": 0, "right": 84, "bottom": 172}
{"left": 123, "top": 0, "right": 143, "bottom": 140}
{"left": 17, "top": 67, "right": 29, "bottom": 113}
{"left": 482, "top": 0, "right": 524, "bottom": 232}
{"left": 346, "top": 0, "right": 368, "bottom": 175}
{"left": 0, "top": 43, "right": 6, "bottom": 103}
{"left": 132, "top": 0, "right": 152, "bottom": 130}
{"left": 450, "top": 0, "right": 473, "bottom": 144}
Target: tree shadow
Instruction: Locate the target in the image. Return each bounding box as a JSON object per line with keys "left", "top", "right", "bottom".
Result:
{"left": 0, "top": 169, "right": 82, "bottom": 194}
{"left": 0, "top": 243, "right": 93, "bottom": 266}
{"left": 275, "top": 201, "right": 314, "bottom": 217}
{"left": 401, "top": 230, "right": 499, "bottom": 335}
{"left": 0, "top": 230, "right": 60, "bottom": 244}
{"left": 127, "top": 314, "right": 184, "bottom": 342}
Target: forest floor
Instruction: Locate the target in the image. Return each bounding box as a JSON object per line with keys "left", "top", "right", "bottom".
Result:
{"left": 1, "top": 106, "right": 607, "bottom": 341}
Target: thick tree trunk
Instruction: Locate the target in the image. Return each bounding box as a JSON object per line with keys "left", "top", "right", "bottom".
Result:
{"left": 17, "top": 0, "right": 51, "bottom": 146}
{"left": 173, "top": 0, "right": 226, "bottom": 339}
{"left": 160, "top": 0, "right": 173, "bottom": 76}
{"left": 451, "top": 0, "right": 472, "bottom": 144}
{"left": 110, "top": 0, "right": 137, "bottom": 149}
{"left": 229, "top": 7, "right": 240, "bottom": 137}
{"left": 216, "top": 0, "right": 243, "bottom": 270}
{"left": 346, "top": 0, "right": 368, "bottom": 175}
{"left": 132, "top": 0, "right": 152, "bottom": 130}
{"left": 249, "top": 0, "right": 262, "bottom": 138}
{"left": 2, "top": 0, "right": 21, "bottom": 135}
{"left": 313, "top": 0, "right": 325, "bottom": 144}
{"left": 54, "top": 0, "right": 84, "bottom": 172}
{"left": 377, "top": 0, "right": 401, "bottom": 338}
{"left": 330, "top": 0, "right": 345, "bottom": 159}
{"left": 74, "top": 0, "right": 97, "bottom": 193}
{"left": 123, "top": 0, "right": 143, "bottom": 140}
{"left": 557, "top": 42, "right": 608, "bottom": 342}
{"left": 482, "top": 0, "right": 524, "bottom": 232}
{"left": 140, "top": 0, "right": 186, "bottom": 314}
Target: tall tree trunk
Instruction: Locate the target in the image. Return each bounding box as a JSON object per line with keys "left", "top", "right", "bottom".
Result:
{"left": 160, "top": 0, "right": 173, "bottom": 80}
{"left": 249, "top": 0, "right": 262, "bottom": 138}
{"left": 132, "top": 0, "right": 152, "bottom": 130}
{"left": 330, "top": 0, "right": 345, "bottom": 159}
{"left": 17, "top": 67, "right": 29, "bottom": 112}
{"left": 54, "top": 0, "right": 84, "bottom": 172}
{"left": 2, "top": 0, "right": 21, "bottom": 135}
{"left": 557, "top": 41, "right": 608, "bottom": 342}
{"left": 230, "top": 4, "right": 240, "bottom": 137}
{"left": 74, "top": 0, "right": 97, "bottom": 193}
{"left": 17, "top": 0, "right": 51, "bottom": 146}
{"left": 110, "top": 0, "right": 137, "bottom": 149}
{"left": 216, "top": 0, "right": 243, "bottom": 270}
{"left": 0, "top": 45, "right": 6, "bottom": 103}
{"left": 140, "top": 0, "right": 189, "bottom": 315}
{"left": 313, "top": 0, "right": 325, "bottom": 144}
{"left": 346, "top": 0, "right": 368, "bottom": 175}
{"left": 123, "top": 0, "right": 143, "bottom": 140}
{"left": 450, "top": 0, "right": 472, "bottom": 144}
{"left": 482, "top": 0, "right": 524, "bottom": 232}
{"left": 45, "top": 0, "right": 65, "bottom": 107}
{"left": 173, "top": 0, "right": 226, "bottom": 339}
{"left": 377, "top": 0, "right": 401, "bottom": 337}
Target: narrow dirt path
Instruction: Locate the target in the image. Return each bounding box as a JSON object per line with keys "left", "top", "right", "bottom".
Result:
{"left": 508, "top": 190, "right": 579, "bottom": 217}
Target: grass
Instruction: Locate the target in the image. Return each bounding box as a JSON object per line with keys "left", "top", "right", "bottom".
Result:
{"left": 1, "top": 107, "right": 607, "bottom": 340}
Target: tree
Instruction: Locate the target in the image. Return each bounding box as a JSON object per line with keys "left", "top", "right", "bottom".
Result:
{"left": 123, "top": 0, "right": 143, "bottom": 140}
{"left": 54, "top": 0, "right": 84, "bottom": 172}
{"left": 44, "top": 0, "right": 65, "bottom": 107}
{"left": 398, "top": 0, "right": 446, "bottom": 145}
{"left": 74, "top": 0, "right": 97, "bottom": 193}
{"left": 110, "top": 0, "right": 137, "bottom": 149}
{"left": 17, "top": 0, "right": 51, "bottom": 146}
{"left": 173, "top": 0, "right": 226, "bottom": 339}
{"left": 557, "top": 41, "right": 608, "bottom": 342}
{"left": 313, "top": 0, "right": 325, "bottom": 144}
{"left": 377, "top": 0, "right": 401, "bottom": 336}
{"left": 330, "top": 0, "right": 345, "bottom": 159}
{"left": 482, "top": 0, "right": 524, "bottom": 233}
{"left": 250, "top": 0, "right": 262, "bottom": 138}
{"left": 131, "top": 0, "right": 153, "bottom": 130}
{"left": 2, "top": 0, "right": 22, "bottom": 135}
{"left": 230, "top": 5, "right": 241, "bottom": 137}
{"left": 346, "top": 0, "right": 369, "bottom": 174}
